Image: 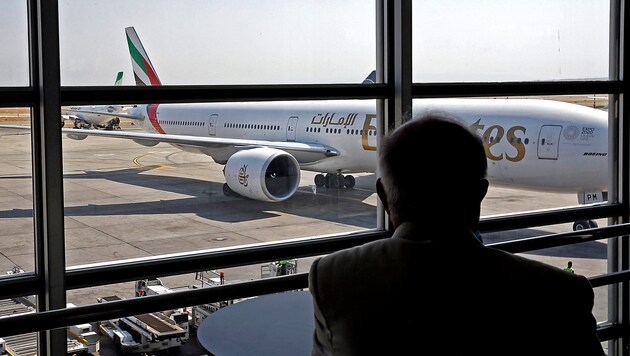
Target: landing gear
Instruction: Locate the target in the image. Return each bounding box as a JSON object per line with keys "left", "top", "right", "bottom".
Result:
{"left": 573, "top": 220, "right": 598, "bottom": 231}
{"left": 314, "top": 174, "right": 327, "bottom": 187}
{"left": 95, "top": 118, "right": 121, "bottom": 131}
{"left": 73, "top": 118, "right": 92, "bottom": 129}
{"left": 313, "top": 173, "right": 356, "bottom": 189}
{"left": 223, "top": 183, "right": 233, "bottom": 196}
{"left": 343, "top": 175, "right": 356, "bottom": 189}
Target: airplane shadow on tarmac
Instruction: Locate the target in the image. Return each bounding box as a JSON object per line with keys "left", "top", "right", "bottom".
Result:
{"left": 0, "top": 166, "right": 378, "bottom": 228}
{"left": 0, "top": 167, "right": 607, "bottom": 260}
{"left": 483, "top": 229, "right": 608, "bottom": 260}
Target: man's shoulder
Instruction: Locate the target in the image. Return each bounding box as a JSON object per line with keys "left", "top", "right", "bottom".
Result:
{"left": 484, "top": 247, "right": 592, "bottom": 286}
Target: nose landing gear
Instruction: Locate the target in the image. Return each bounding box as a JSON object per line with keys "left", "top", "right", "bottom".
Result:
{"left": 573, "top": 220, "right": 598, "bottom": 231}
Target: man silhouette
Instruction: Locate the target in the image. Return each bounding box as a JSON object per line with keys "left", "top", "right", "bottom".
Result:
{"left": 308, "top": 112, "right": 604, "bottom": 355}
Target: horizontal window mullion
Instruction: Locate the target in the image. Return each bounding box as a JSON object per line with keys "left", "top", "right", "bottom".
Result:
{"left": 0, "top": 273, "right": 42, "bottom": 300}
{"left": 65, "top": 230, "right": 388, "bottom": 291}
{"left": 0, "top": 87, "right": 38, "bottom": 107}
{"left": 0, "top": 273, "right": 308, "bottom": 337}
{"left": 480, "top": 203, "right": 625, "bottom": 232}
{"left": 60, "top": 84, "right": 390, "bottom": 106}
{"left": 489, "top": 222, "right": 630, "bottom": 254}
{"left": 413, "top": 80, "right": 624, "bottom": 98}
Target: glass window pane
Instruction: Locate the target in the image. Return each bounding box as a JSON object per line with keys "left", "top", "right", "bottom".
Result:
{"left": 59, "top": 1, "right": 376, "bottom": 85}
{"left": 412, "top": 0, "right": 609, "bottom": 82}
{"left": 61, "top": 100, "right": 378, "bottom": 267}
{"left": 0, "top": 0, "right": 29, "bottom": 86}
{"left": 0, "top": 108, "right": 34, "bottom": 274}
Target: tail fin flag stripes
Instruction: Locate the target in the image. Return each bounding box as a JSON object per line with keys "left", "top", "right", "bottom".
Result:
{"left": 125, "top": 26, "right": 162, "bottom": 86}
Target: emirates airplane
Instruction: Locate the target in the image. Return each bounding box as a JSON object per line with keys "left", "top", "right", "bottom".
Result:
{"left": 61, "top": 71, "right": 129, "bottom": 130}
{"left": 0, "top": 27, "right": 609, "bottom": 231}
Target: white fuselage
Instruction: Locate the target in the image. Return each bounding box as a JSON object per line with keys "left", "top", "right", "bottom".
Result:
{"left": 129, "top": 98, "right": 608, "bottom": 193}
{"left": 63, "top": 105, "right": 126, "bottom": 125}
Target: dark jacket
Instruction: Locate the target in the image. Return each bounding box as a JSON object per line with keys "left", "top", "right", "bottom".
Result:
{"left": 308, "top": 222, "right": 605, "bottom": 356}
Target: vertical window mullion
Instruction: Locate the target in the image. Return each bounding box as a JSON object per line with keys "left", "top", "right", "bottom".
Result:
{"left": 607, "top": 0, "right": 628, "bottom": 354}
{"left": 32, "top": 0, "right": 67, "bottom": 354}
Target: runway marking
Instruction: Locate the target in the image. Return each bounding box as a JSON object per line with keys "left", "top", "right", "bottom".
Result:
{"left": 132, "top": 152, "right": 174, "bottom": 169}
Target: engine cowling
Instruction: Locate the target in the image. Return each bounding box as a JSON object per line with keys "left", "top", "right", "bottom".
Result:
{"left": 132, "top": 139, "right": 160, "bottom": 147}
{"left": 65, "top": 132, "right": 87, "bottom": 140}
{"left": 224, "top": 147, "right": 301, "bottom": 202}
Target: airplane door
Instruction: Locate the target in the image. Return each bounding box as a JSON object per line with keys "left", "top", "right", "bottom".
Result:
{"left": 287, "top": 116, "right": 298, "bottom": 141}
{"left": 208, "top": 114, "right": 218, "bottom": 136}
{"left": 537, "top": 125, "right": 562, "bottom": 160}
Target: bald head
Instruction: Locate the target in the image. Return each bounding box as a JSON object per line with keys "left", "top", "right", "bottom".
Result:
{"left": 377, "top": 112, "right": 488, "bottom": 228}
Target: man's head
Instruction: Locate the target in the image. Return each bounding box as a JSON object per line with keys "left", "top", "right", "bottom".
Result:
{"left": 376, "top": 112, "right": 488, "bottom": 230}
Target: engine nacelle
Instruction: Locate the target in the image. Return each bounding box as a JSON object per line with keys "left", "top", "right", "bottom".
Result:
{"left": 65, "top": 132, "right": 87, "bottom": 140}
{"left": 132, "top": 139, "right": 160, "bottom": 147}
{"left": 224, "top": 147, "right": 301, "bottom": 202}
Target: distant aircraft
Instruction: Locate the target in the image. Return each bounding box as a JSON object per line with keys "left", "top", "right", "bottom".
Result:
{"left": 0, "top": 26, "right": 609, "bottom": 231}
{"left": 61, "top": 71, "right": 128, "bottom": 130}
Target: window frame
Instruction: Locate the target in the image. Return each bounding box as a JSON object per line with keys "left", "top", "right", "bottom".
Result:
{"left": 0, "top": 0, "right": 627, "bottom": 354}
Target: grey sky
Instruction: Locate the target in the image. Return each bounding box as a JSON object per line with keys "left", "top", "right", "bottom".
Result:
{"left": 0, "top": 0, "right": 610, "bottom": 86}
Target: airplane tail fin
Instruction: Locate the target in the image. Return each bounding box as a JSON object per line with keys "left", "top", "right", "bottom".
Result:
{"left": 362, "top": 70, "right": 376, "bottom": 84}
{"left": 125, "top": 26, "right": 162, "bottom": 86}
{"left": 114, "top": 71, "right": 123, "bottom": 86}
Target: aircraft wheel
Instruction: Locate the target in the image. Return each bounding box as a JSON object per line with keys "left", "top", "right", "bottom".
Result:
{"left": 314, "top": 174, "right": 326, "bottom": 187}
{"left": 327, "top": 174, "right": 341, "bottom": 189}
{"left": 573, "top": 220, "right": 590, "bottom": 231}
{"left": 343, "top": 175, "right": 356, "bottom": 189}
{"left": 589, "top": 220, "right": 598, "bottom": 228}
{"left": 222, "top": 183, "right": 233, "bottom": 196}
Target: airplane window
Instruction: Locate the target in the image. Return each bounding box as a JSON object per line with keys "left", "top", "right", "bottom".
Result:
{"left": 524, "top": 138, "right": 529, "bottom": 144}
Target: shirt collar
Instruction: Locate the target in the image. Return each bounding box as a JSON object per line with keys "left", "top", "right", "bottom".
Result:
{"left": 392, "top": 221, "right": 483, "bottom": 246}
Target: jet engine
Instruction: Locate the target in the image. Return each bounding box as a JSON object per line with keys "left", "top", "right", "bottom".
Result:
{"left": 65, "top": 132, "right": 88, "bottom": 140}
{"left": 223, "top": 147, "right": 301, "bottom": 202}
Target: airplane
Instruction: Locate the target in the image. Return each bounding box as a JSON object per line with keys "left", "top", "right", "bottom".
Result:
{"left": 0, "top": 26, "right": 609, "bottom": 231}
{"left": 61, "top": 71, "right": 129, "bottom": 130}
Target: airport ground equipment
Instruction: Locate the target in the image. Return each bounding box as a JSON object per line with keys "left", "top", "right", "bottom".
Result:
{"left": 261, "top": 259, "right": 298, "bottom": 278}
{"left": 96, "top": 295, "right": 187, "bottom": 354}
{"left": 1, "top": 268, "right": 100, "bottom": 355}
{"left": 134, "top": 270, "right": 258, "bottom": 330}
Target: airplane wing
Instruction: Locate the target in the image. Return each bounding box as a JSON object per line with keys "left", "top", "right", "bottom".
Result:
{"left": 60, "top": 108, "right": 144, "bottom": 121}
{"left": 0, "top": 124, "right": 340, "bottom": 160}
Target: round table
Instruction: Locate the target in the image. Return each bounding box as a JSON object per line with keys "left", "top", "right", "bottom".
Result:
{"left": 197, "top": 290, "right": 314, "bottom": 356}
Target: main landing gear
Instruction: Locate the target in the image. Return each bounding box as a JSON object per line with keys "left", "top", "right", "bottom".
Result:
{"left": 314, "top": 173, "right": 356, "bottom": 189}
{"left": 573, "top": 220, "right": 598, "bottom": 231}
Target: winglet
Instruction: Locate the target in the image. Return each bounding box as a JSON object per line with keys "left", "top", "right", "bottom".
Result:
{"left": 125, "top": 26, "right": 162, "bottom": 86}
